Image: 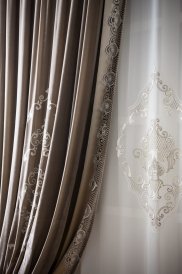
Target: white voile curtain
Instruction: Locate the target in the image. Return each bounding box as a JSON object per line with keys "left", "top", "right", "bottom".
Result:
{"left": 79, "top": 0, "right": 182, "bottom": 273}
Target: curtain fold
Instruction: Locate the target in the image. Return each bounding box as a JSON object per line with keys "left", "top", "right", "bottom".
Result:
{"left": 0, "top": 0, "right": 126, "bottom": 273}
{"left": 0, "top": 0, "right": 19, "bottom": 233}
{"left": 0, "top": 0, "right": 6, "bottom": 188}
{"left": 80, "top": 1, "right": 182, "bottom": 274}
{"left": 54, "top": 0, "right": 127, "bottom": 272}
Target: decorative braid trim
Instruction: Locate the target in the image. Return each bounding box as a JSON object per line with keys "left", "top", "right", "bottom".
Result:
{"left": 62, "top": 0, "right": 127, "bottom": 273}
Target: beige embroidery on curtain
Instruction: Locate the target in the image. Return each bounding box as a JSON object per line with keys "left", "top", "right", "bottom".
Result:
{"left": 117, "top": 71, "right": 182, "bottom": 229}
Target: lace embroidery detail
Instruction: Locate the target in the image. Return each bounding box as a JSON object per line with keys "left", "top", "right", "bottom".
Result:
{"left": 27, "top": 88, "right": 57, "bottom": 122}
{"left": 128, "top": 72, "right": 182, "bottom": 122}
{"left": 106, "top": 0, "right": 122, "bottom": 59}
{"left": 23, "top": 125, "right": 51, "bottom": 161}
{"left": 64, "top": 204, "right": 92, "bottom": 271}
{"left": 117, "top": 72, "right": 182, "bottom": 229}
{"left": 103, "top": 66, "right": 116, "bottom": 86}
{"left": 105, "top": 37, "right": 119, "bottom": 58}
{"left": 21, "top": 167, "right": 44, "bottom": 234}
{"left": 156, "top": 73, "right": 182, "bottom": 117}
{"left": 25, "top": 168, "right": 44, "bottom": 197}
{"left": 108, "top": 4, "right": 122, "bottom": 35}
{"left": 133, "top": 119, "right": 179, "bottom": 173}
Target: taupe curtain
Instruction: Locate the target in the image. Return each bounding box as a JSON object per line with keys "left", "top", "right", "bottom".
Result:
{"left": 0, "top": 0, "right": 126, "bottom": 273}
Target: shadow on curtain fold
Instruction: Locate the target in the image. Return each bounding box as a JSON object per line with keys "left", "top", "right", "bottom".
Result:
{"left": 0, "top": 0, "right": 126, "bottom": 273}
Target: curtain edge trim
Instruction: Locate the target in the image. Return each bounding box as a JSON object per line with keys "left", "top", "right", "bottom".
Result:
{"left": 58, "top": 0, "right": 127, "bottom": 273}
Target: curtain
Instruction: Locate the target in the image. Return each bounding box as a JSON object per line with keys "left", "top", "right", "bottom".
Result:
{"left": 80, "top": 0, "right": 182, "bottom": 274}
{"left": 0, "top": 0, "right": 126, "bottom": 273}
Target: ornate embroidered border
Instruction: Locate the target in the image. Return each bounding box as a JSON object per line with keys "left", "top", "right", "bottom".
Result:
{"left": 62, "top": 0, "right": 127, "bottom": 273}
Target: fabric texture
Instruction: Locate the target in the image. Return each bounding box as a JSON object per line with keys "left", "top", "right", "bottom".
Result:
{"left": 80, "top": 0, "right": 182, "bottom": 274}
{"left": 0, "top": 0, "right": 126, "bottom": 273}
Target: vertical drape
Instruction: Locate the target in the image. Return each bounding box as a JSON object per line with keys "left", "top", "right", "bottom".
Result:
{"left": 80, "top": 1, "right": 182, "bottom": 274}
{"left": 0, "top": 0, "right": 126, "bottom": 273}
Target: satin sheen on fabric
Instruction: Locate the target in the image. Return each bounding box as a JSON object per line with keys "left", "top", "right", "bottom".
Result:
{"left": 0, "top": 0, "right": 126, "bottom": 273}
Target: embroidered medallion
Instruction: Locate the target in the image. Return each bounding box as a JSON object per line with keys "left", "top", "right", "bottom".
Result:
{"left": 117, "top": 72, "right": 182, "bottom": 229}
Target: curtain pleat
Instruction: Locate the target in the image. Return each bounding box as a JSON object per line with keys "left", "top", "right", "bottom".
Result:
{"left": 0, "top": 0, "right": 126, "bottom": 273}
{"left": 0, "top": 0, "right": 19, "bottom": 233}
{"left": 0, "top": 0, "right": 33, "bottom": 269}
{"left": 18, "top": 1, "right": 104, "bottom": 273}
{"left": 0, "top": 0, "right": 6, "bottom": 194}
{"left": 54, "top": 0, "right": 126, "bottom": 272}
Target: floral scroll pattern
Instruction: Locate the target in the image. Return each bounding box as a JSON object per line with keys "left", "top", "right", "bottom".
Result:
{"left": 21, "top": 167, "right": 45, "bottom": 234}
{"left": 128, "top": 71, "right": 182, "bottom": 122}
{"left": 117, "top": 72, "right": 182, "bottom": 229}
{"left": 27, "top": 88, "right": 57, "bottom": 122}
{"left": 24, "top": 87, "right": 57, "bottom": 161}
{"left": 19, "top": 88, "right": 55, "bottom": 239}
{"left": 23, "top": 125, "right": 51, "bottom": 161}
{"left": 18, "top": 89, "right": 55, "bottom": 254}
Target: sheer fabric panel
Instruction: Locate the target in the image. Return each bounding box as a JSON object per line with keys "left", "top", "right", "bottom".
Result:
{"left": 81, "top": 1, "right": 182, "bottom": 274}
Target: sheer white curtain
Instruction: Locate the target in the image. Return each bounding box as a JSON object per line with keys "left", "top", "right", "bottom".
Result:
{"left": 79, "top": 0, "right": 182, "bottom": 273}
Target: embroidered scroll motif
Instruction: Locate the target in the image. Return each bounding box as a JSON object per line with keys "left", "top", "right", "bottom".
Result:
{"left": 128, "top": 71, "right": 182, "bottom": 122}
{"left": 23, "top": 125, "right": 51, "bottom": 161}
{"left": 21, "top": 167, "right": 45, "bottom": 234}
{"left": 27, "top": 89, "right": 56, "bottom": 122}
{"left": 117, "top": 72, "right": 182, "bottom": 229}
